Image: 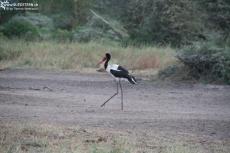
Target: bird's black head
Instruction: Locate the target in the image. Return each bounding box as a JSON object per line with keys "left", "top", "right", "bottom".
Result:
{"left": 97, "top": 53, "right": 111, "bottom": 68}
{"left": 105, "top": 53, "right": 111, "bottom": 60}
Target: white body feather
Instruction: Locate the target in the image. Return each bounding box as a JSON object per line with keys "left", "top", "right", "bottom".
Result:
{"left": 106, "top": 64, "right": 125, "bottom": 81}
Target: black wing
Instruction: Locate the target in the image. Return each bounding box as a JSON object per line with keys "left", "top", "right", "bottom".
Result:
{"left": 117, "top": 66, "right": 129, "bottom": 74}
{"left": 110, "top": 69, "right": 129, "bottom": 78}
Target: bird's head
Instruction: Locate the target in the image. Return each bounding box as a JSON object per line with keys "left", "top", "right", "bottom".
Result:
{"left": 97, "top": 53, "right": 111, "bottom": 66}
{"left": 105, "top": 53, "right": 111, "bottom": 60}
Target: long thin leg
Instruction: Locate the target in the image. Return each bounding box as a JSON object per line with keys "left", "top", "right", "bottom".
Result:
{"left": 101, "top": 81, "right": 119, "bottom": 107}
{"left": 119, "top": 79, "right": 123, "bottom": 110}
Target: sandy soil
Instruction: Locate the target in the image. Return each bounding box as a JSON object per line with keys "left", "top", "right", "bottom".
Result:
{"left": 0, "top": 69, "right": 230, "bottom": 149}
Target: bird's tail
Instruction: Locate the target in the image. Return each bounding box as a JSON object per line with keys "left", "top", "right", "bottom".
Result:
{"left": 127, "top": 75, "right": 137, "bottom": 84}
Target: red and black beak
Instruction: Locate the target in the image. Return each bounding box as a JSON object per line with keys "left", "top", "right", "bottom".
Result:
{"left": 97, "top": 56, "right": 106, "bottom": 66}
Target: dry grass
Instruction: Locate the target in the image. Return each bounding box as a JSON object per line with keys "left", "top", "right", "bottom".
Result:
{"left": 0, "top": 122, "right": 133, "bottom": 153}
{"left": 0, "top": 39, "right": 176, "bottom": 72}
{"left": 0, "top": 122, "right": 229, "bottom": 153}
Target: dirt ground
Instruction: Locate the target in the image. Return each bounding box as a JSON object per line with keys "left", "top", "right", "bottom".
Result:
{"left": 0, "top": 69, "right": 230, "bottom": 152}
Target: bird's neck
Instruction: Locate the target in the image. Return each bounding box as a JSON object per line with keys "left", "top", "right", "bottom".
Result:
{"left": 104, "top": 59, "right": 109, "bottom": 69}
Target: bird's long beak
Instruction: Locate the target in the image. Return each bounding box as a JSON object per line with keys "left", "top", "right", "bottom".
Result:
{"left": 97, "top": 57, "right": 106, "bottom": 66}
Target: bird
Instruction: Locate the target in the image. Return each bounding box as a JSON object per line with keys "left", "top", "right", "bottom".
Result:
{"left": 97, "top": 53, "right": 137, "bottom": 110}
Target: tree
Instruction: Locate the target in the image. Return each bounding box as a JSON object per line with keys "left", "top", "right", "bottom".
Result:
{"left": 124, "top": 0, "right": 206, "bottom": 46}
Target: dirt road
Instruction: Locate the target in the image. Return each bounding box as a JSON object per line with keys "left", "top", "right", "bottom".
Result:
{"left": 0, "top": 69, "right": 230, "bottom": 147}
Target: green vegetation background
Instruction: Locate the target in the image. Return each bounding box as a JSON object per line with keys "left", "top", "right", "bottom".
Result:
{"left": 0, "top": 0, "right": 230, "bottom": 83}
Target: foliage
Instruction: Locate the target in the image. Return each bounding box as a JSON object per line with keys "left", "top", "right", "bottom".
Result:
{"left": 1, "top": 18, "right": 40, "bottom": 40}
{"left": 0, "top": 12, "right": 57, "bottom": 40}
{"left": 1, "top": 0, "right": 229, "bottom": 45}
{"left": 12, "top": 12, "right": 54, "bottom": 40}
{"left": 123, "top": 0, "right": 205, "bottom": 46}
{"left": 51, "top": 13, "right": 74, "bottom": 30}
{"left": 0, "top": 0, "right": 230, "bottom": 84}
{"left": 12, "top": 12, "right": 54, "bottom": 30}
{"left": 197, "top": 0, "right": 230, "bottom": 39}
{"left": 176, "top": 42, "right": 230, "bottom": 84}
{"left": 39, "top": 0, "right": 92, "bottom": 26}
{"left": 73, "top": 11, "right": 127, "bottom": 42}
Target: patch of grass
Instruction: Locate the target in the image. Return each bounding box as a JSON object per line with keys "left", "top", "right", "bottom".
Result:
{"left": 0, "top": 38, "right": 176, "bottom": 73}
{"left": 0, "top": 122, "right": 132, "bottom": 153}
{"left": 0, "top": 122, "right": 229, "bottom": 153}
{"left": 0, "top": 41, "right": 22, "bottom": 61}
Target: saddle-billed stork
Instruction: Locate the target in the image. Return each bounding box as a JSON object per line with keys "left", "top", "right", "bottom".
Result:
{"left": 97, "top": 53, "right": 137, "bottom": 110}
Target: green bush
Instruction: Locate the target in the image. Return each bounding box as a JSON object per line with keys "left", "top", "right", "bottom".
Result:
{"left": 39, "top": 0, "right": 92, "bottom": 26}
{"left": 51, "top": 13, "right": 74, "bottom": 30}
{"left": 176, "top": 42, "right": 230, "bottom": 84}
{"left": 124, "top": 0, "right": 206, "bottom": 46}
{"left": 0, "top": 13, "right": 55, "bottom": 40}
{"left": 1, "top": 19, "right": 40, "bottom": 40}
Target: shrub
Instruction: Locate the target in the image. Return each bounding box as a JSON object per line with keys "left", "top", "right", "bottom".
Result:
{"left": 0, "top": 13, "right": 55, "bottom": 40}
{"left": 13, "top": 12, "right": 54, "bottom": 30}
{"left": 72, "top": 11, "right": 127, "bottom": 42}
{"left": 176, "top": 42, "right": 230, "bottom": 84}
{"left": 51, "top": 13, "right": 74, "bottom": 30}
{"left": 1, "top": 19, "right": 40, "bottom": 40}
{"left": 124, "top": 0, "right": 206, "bottom": 46}
{"left": 39, "top": 0, "right": 92, "bottom": 26}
